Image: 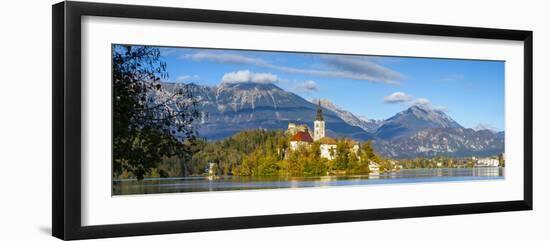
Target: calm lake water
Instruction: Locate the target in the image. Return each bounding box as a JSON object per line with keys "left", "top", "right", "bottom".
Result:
{"left": 112, "top": 167, "right": 504, "bottom": 195}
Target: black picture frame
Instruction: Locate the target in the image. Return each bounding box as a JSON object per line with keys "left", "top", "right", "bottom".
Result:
{"left": 52, "top": 1, "right": 533, "bottom": 240}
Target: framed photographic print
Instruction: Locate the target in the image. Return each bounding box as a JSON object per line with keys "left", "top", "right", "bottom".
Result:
{"left": 52, "top": 1, "right": 533, "bottom": 240}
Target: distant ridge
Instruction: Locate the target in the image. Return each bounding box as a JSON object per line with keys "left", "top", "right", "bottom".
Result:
{"left": 310, "top": 98, "right": 383, "bottom": 133}
{"left": 375, "top": 105, "right": 462, "bottom": 140}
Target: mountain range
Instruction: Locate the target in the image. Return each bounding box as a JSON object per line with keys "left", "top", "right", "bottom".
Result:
{"left": 160, "top": 82, "right": 504, "bottom": 158}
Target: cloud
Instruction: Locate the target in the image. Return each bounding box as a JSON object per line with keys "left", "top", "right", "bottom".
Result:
{"left": 411, "top": 98, "right": 448, "bottom": 112}
{"left": 411, "top": 97, "right": 431, "bottom": 107}
{"left": 432, "top": 105, "right": 448, "bottom": 112}
{"left": 439, "top": 74, "right": 464, "bottom": 82}
{"left": 383, "top": 92, "right": 413, "bottom": 103}
{"left": 175, "top": 75, "right": 199, "bottom": 82}
{"left": 293, "top": 80, "right": 319, "bottom": 92}
{"left": 384, "top": 92, "right": 447, "bottom": 111}
{"left": 182, "top": 51, "right": 267, "bottom": 65}
{"left": 183, "top": 51, "right": 404, "bottom": 85}
{"left": 221, "top": 70, "right": 279, "bottom": 84}
{"left": 473, "top": 123, "right": 498, "bottom": 132}
{"left": 320, "top": 55, "right": 405, "bottom": 84}
{"left": 160, "top": 48, "right": 178, "bottom": 57}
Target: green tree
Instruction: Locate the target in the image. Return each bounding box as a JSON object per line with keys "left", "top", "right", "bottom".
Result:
{"left": 112, "top": 45, "right": 203, "bottom": 180}
{"left": 360, "top": 141, "right": 379, "bottom": 162}
{"left": 302, "top": 142, "right": 327, "bottom": 176}
{"left": 358, "top": 141, "right": 377, "bottom": 173}
{"left": 347, "top": 150, "right": 360, "bottom": 174}
{"left": 333, "top": 140, "right": 351, "bottom": 172}
{"left": 498, "top": 153, "right": 505, "bottom": 167}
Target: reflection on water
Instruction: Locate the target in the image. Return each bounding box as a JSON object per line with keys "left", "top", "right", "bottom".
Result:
{"left": 113, "top": 167, "right": 504, "bottom": 195}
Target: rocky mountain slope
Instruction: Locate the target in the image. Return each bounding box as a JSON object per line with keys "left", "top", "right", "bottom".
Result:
{"left": 375, "top": 105, "right": 462, "bottom": 140}
{"left": 163, "top": 82, "right": 373, "bottom": 140}
{"left": 373, "top": 128, "right": 504, "bottom": 158}
{"left": 311, "top": 98, "right": 383, "bottom": 133}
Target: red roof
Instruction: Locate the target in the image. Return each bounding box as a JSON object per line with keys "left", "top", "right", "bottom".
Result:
{"left": 291, "top": 131, "right": 313, "bottom": 143}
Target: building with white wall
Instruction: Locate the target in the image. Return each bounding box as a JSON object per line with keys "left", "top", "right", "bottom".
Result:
{"left": 475, "top": 157, "right": 500, "bottom": 167}
{"left": 290, "top": 131, "right": 314, "bottom": 151}
{"left": 319, "top": 137, "right": 337, "bottom": 160}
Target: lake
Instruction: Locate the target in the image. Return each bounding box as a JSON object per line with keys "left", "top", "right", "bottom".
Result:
{"left": 112, "top": 167, "right": 504, "bottom": 195}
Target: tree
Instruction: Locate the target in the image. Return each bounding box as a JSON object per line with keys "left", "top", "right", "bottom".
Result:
{"left": 360, "top": 141, "right": 379, "bottom": 162}
{"left": 112, "top": 45, "right": 203, "bottom": 180}
{"left": 498, "top": 153, "right": 505, "bottom": 167}
{"left": 357, "top": 141, "right": 381, "bottom": 174}
{"left": 302, "top": 142, "right": 327, "bottom": 176}
{"left": 346, "top": 150, "right": 360, "bottom": 174}
{"left": 333, "top": 140, "right": 351, "bottom": 172}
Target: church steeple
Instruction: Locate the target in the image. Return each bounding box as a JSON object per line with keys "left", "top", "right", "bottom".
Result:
{"left": 314, "top": 100, "right": 325, "bottom": 141}
{"left": 316, "top": 100, "right": 324, "bottom": 121}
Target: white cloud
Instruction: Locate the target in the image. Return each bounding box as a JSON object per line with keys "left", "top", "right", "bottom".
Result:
{"left": 294, "top": 80, "right": 319, "bottom": 92}
{"left": 473, "top": 123, "right": 498, "bottom": 132}
{"left": 183, "top": 51, "right": 404, "bottom": 85}
{"left": 411, "top": 97, "right": 431, "bottom": 107}
{"left": 175, "top": 75, "right": 199, "bottom": 82}
{"left": 182, "top": 51, "right": 267, "bottom": 65}
{"left": 440, "top": 74, "right": 464, "bottom": 82}
{"left": 411, "top": 98, "right": 448, "bottom": 112}
{"left": 384, "top": 92, "right": 447, "bottom": 112}
{"left": 221, "top": 70, "right": 279, "bottom": 84}
{"left": 383, "top": 92, "right": 412, "bottom": 103}
{"left": 432, "top": 105, "right": 448, "bottom": 112}
{"left": 320, "top": 55, "right": 405, "bottom": 84}
{"left": 160, "top": 48, "right": 178, "bottom": 57}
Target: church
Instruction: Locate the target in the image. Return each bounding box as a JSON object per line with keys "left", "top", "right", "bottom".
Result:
{"left": 288, "top": 101, "right": 356, "bottom": 160}
{"left": 288, "top": 100, "right": 325, "bottom": 150}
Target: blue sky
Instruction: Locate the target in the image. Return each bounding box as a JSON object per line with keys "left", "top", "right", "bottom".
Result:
{"left": 153, "top": 46, "right": 504, "bottom": 131}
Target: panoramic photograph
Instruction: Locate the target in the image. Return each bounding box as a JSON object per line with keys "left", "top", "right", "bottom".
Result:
{"left": 111, "top": 44, "right": 505, "bottom": 195}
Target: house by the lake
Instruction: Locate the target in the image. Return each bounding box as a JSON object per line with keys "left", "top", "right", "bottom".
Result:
{"left": 475, "top": 157, "right": 500, "bottom": 167}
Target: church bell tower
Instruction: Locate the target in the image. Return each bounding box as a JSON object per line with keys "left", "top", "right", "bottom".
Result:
{"left": 314, "top": 100, "right": 325, "bottom": 141}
